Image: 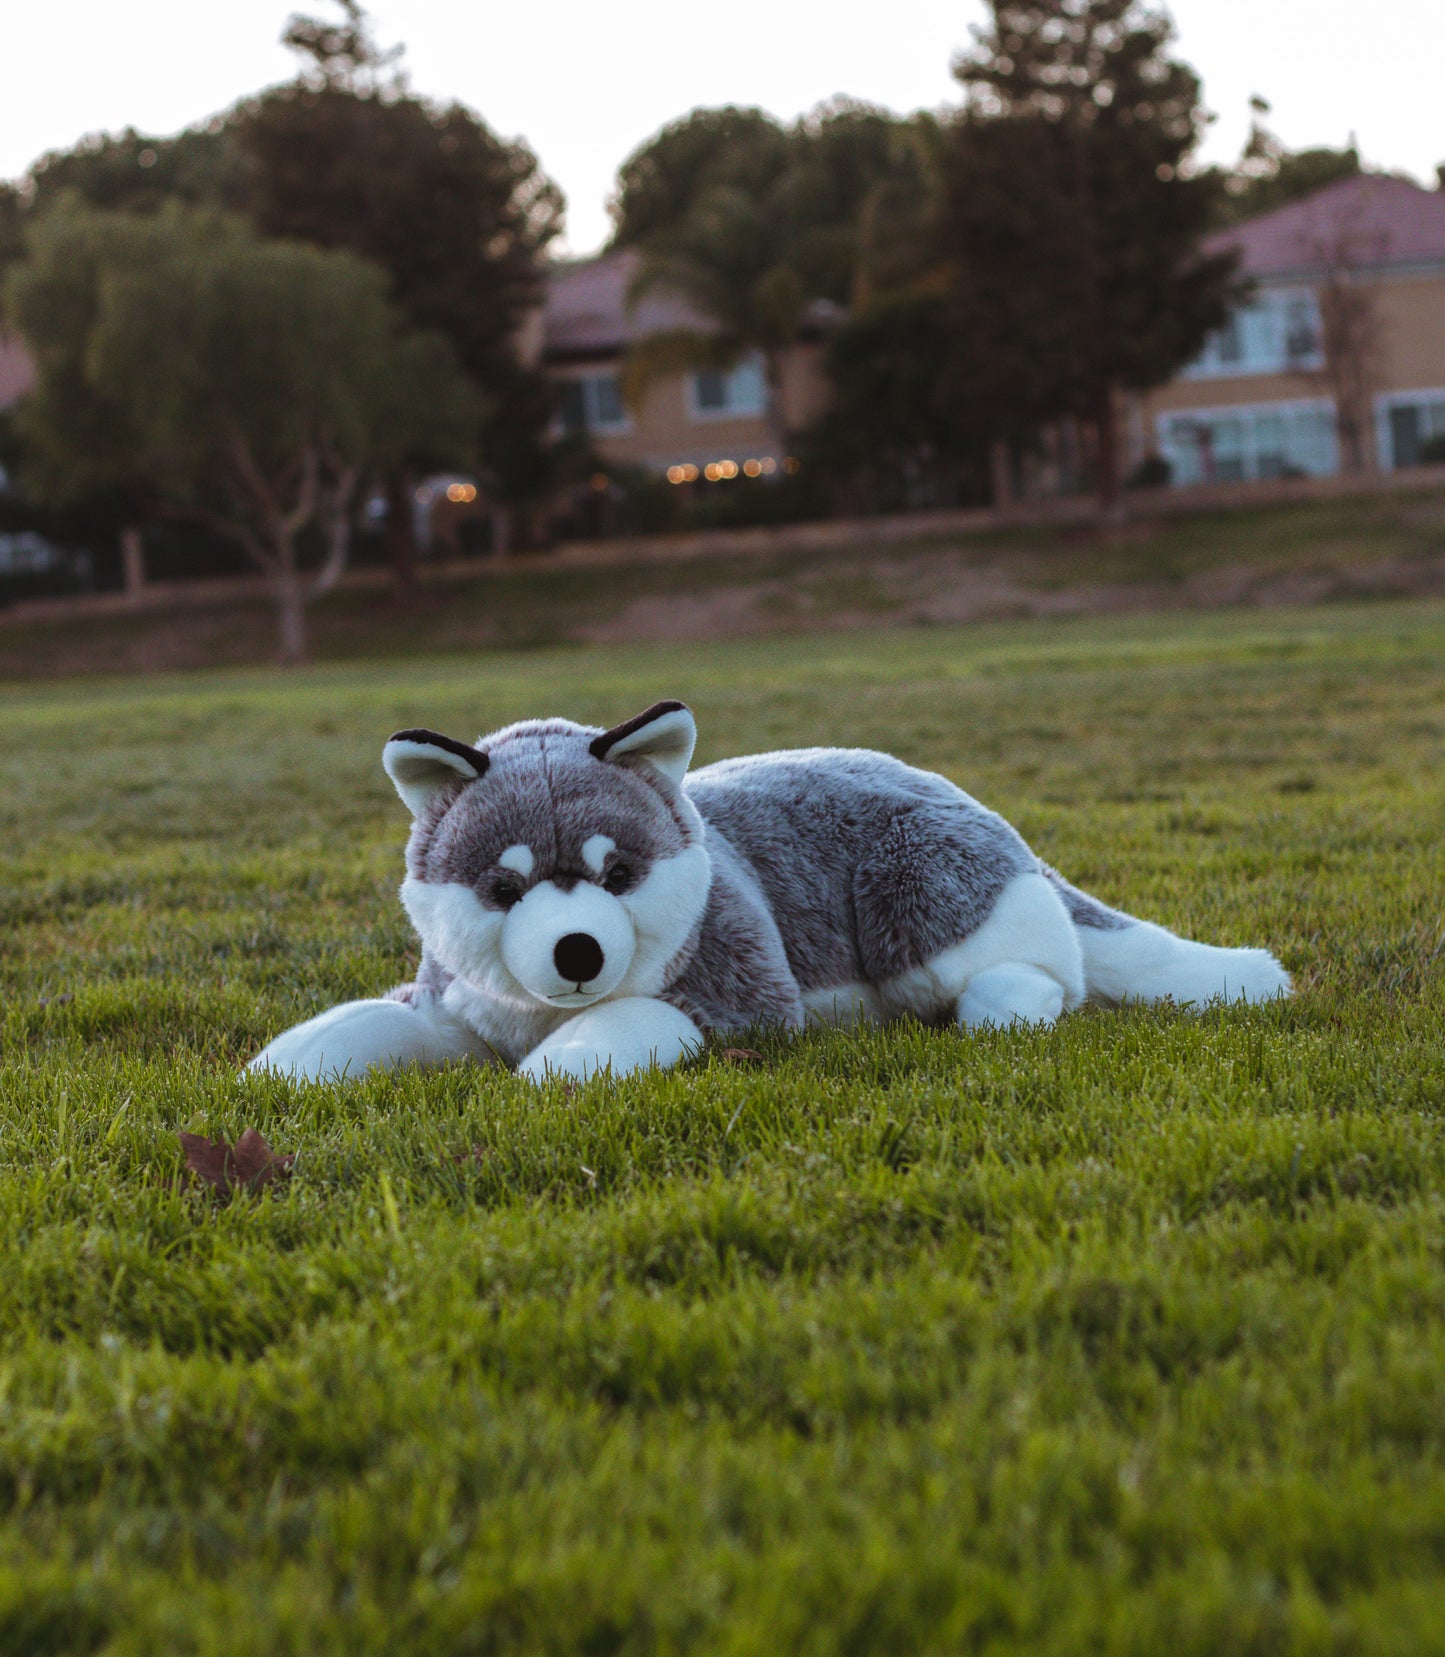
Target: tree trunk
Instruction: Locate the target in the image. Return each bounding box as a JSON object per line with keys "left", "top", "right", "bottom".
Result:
{"left": 275, "top": 577, "right": 307, "bottom": 665}
{"left": 988, "top": 440, "right": 1014, "bottom": 513}
{"left": 490, "top": 503, "right": 511, "bottom": 563}
{"left": 1095, "top": 383, "right": 1123, "bottom": 518}
{"left": 314, "top": 464, "right": 359, "bottom": 595}
{"left": 119, "top": 524, "right": 146, "bottom": 602}
{"left": 386, "top": 471, "right": 418, "bottom": 602}
{"left": 763, "top": 351, "right": 789, "bottom": 466}
{"left": 273, "top": 536, "right": 307, "bottom": 664}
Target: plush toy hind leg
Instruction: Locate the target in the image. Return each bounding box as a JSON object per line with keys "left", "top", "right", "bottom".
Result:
{"left": 956, "top": 964, "right": 1066, "bottom": 1031}
{"left": 247, "top": 993, "right": 492, "bottom": 1083}
{"left": 518, "top": 996, "right": 702, "bottom": 1083}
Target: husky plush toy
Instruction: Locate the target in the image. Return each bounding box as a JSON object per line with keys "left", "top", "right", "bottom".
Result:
{"left": 248, "top": 700, "right": 1290, "bottom": 1084}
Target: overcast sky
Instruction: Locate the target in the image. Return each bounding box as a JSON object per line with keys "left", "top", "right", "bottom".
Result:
{"left": 6, "top": 0, "right": 1443, "bottom": 254}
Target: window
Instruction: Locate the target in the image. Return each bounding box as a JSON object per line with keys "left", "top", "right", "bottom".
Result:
{"left": 689, "top": 354, "right": 768, "bottom": 420}
{"left": 1380, "top": 391, "right": 1445, "bottom": 468}
{"left": 557, "top": 373, "right": 628, "bottom": 435}
{"left": 1183, "top": 288, "right": 1324, "bottom": 380}
{"left": 1158, "top": 400, "right": 1338, "bottom": 485}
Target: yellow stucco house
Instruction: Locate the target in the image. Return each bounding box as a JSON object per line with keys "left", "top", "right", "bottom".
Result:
{"left": 1136, "top": 173, "right": 1445, "bottom": 484}
{"left": 538, "top": 249, "right": 831, "bottom": 482}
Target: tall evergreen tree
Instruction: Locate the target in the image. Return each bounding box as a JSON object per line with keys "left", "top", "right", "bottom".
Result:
{"left": 944, "top": 0, "right": 1238, "bottom": 505}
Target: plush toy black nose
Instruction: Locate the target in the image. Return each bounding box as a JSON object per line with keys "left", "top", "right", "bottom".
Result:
{"left": 554, "top": 932, "right": 604, "bottom": 984}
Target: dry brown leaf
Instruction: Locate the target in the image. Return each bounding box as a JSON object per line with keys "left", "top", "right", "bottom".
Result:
{"left": 719, "top": 1047, "right": 764, "bottom": 1065}
{"left": 179, "top": 1128, "right": 294, "bottom": 1199}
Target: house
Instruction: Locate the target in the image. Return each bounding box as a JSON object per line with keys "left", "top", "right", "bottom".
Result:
{"left": 539, "top": 249, "right": 831, "bottom": 482}
{"left": 1138, "top": 174, "right": 1445, "bottom": 484}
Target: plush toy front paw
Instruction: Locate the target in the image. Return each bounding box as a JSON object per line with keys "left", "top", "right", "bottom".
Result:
{"left": 518, "top": 997, "right": 702, "bottom": 1083}
{"left": 247, "top": 995, "right": 489, "bottom": 1083}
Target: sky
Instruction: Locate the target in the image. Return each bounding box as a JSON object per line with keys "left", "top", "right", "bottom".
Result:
{"left": 5, "top": 0, "right": 1443, "bottom": 255}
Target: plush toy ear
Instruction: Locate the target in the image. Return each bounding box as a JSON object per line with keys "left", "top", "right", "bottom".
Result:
{"left": 589, "top": 700, "right": 696, "bottom": 787}
{"left": 383, "top": 728, "right": 489, "bottom": 816}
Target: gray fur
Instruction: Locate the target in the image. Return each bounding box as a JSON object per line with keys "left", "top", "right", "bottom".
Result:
{"left": 388, "top": 718, "right": 1052, "bottom": 1044}
{"left": 663, "top": 831, "right": 805, "bottom": 1033}
{"left": 409, "top": 716, "right": 693, "bottom": 898}
{"left": 686, "top": 750, "right": 1033, "bottom": 988}
{"left": 250, "top": 699, "right": 1289, "bottom": 1084}
{"left": 1041, "top": 865, "right": 1135, "bottom": 931}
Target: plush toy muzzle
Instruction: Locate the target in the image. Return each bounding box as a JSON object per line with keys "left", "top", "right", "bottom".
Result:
{"left": 500, "top": 878, "right": 636, "bottom": 1008}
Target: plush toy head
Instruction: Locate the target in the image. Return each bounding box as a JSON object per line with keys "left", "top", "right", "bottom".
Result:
{"left": 383, "top": 702, "right": 711, "bottom": 1009}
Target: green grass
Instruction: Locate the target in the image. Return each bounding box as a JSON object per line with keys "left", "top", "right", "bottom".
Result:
{"left": 1, "top": 600, "right": 1443, "bottom": 1654}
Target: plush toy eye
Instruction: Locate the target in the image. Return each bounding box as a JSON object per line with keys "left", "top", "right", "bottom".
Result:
{"left": 488, "top": 875, "right": 524, "bottom": 909}
{"left": 602, "top": 861, "right": 636, "bottom": 895}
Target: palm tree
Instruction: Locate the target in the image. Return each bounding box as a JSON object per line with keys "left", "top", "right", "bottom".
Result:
{"left": 622, "top": 182, "right": 806, "bottom": 462}
{"left": 619, "top": 107, "right": 943, "bottom": 463}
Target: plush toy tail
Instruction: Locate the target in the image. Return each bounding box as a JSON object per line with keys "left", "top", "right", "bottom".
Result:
{"left": 1042, "top": 867, "right": 1291, "bottom": 1009}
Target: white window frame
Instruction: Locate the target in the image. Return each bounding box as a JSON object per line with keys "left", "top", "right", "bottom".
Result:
{"left": 1375, "top": 387, "right": 1445, "bottom": 469}
{"left": 1156, "top": 396, "right": 1340, "bottom": 485}
{"left": 556, "top": 370, "right": 631, "bottom": 436}
{"left": 1181, "top": 286, "right": 1325, "bottom": 382}
{"left": 686, "top": 353, "right": 769, "bottom": 423}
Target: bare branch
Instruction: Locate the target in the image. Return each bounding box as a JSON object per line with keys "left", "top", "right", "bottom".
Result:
{"left": 225, "top": 425, "right": 283, "bottom": 534}
{"left": 312, "top": 463, "right": 360, "bottom": 595}
{"left": 281, "top": 445, "right": 321, "bottom": 538}
{"left": 162, "top": 498, "right": 278, "bottom": 574}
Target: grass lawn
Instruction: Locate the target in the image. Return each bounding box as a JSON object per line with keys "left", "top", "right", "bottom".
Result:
{"left": 1, "top": 599, "right": 1442, "bottom": 1654}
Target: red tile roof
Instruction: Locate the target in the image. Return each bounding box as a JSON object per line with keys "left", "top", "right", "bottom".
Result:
{"left": 542, "top": 249, "right": 706, "bottom": 358}
{"left": 1206, "top": 173, "right": 1445, "bottom": 279}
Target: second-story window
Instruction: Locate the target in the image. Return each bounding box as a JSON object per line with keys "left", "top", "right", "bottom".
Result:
{"left": 558, "top": 373, "right": 628, "bottom": 435}
{"left": 1184, "top": 289, "right": 1324, "bottom": 379}
{"left": 689, "top": 354, "right": 768, "bottom": 420}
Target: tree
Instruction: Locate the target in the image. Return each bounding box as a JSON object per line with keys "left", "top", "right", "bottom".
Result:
{"left": 0, "top": 127, "right": 248, "bottom": 596}
{"left": 614, "top": 103, "right": 935, "bottom": 458}
{"left": 608, "top": 107, "right": 793, "bottom": 250}
{"left": 1218, "top": 99, "right": 1361, "bottom": 225}
{"left": 5, "top": 203, "right": 478, "bottom": 660}
{"left": 235, "top": 1, "right": 562, "bottom": 576}
{"left": 779, "top": 102, "right": 942, "bottom": 308}
{"left": 806, "top": 290, "right": 990, "bottom": 512}
{"left": 943, "top": 0, "right": 1239, "bottom": 508}
{"left": 622, "top": 167, "right": 810, "bottom": 460}
{"left": 1298, "top": 211, "right": 1386, "bottom": 475}
{"left": 21, "top": 124, "right": 244, "bottom": 220}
